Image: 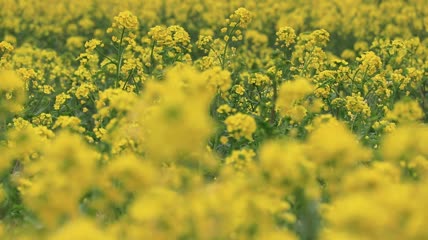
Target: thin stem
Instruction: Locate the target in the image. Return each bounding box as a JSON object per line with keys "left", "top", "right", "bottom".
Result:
{"left": 350, "top": 113, "right": 360, "bottom": 132}
{"left": 149, "top": 41, "right": 156, "bottom": 74}
{"left": 208, "top": 45, "right": 223, "bottom": 66}
{"left": 122, "top": 67, "right": 137, "bottom": 90}
{"left": 419, "top": 80, "right": 427, "bottom": 121}
{"left": 116, "top": 28, "right": 126, "bottom": 88}
{"left": 221, "top": 21, "right": 240, "bottom": 69}
{"left": 270, "top": 69, "right": 279, "bottom": 125}
{"left": 300, "top": 47, "right": 315, "bottom": 76}
{"left": 1, "top": 118, "right": 7, "bottom": 140}
{"left": 95, "top": 48, "right": 117, "bottom": 65}
{"left": 30, "top": 95, "right": 45, "bottom": 115}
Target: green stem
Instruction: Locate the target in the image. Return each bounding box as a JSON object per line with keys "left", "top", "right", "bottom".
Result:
{"left": 208, "top": 45, "right": 223, "bottom": 66}
{"left": 270, "top": 69, "right": 279, "bottom": 125}
{"left": 116, "top": 28, "right": 126, "bottom": 88}
{"left": 300, "top": 47, "right": 315, "bottom": 76}
{"left": 149, "top": 41, "right": 156, "bottom": 74}
{"left": 221, "top": 21, "right": 240, "bottom": 69}
{"left": 95, "top": 48, "right": 117, "bottom": 65}
{"left": 29, "top": 95, "right": 45, "bottom": 115}
{"left": 1, "top": 118, "right": 7, "bottom": 140}
{"left": 122, "top": 67, "right": 137, "bottom": 90}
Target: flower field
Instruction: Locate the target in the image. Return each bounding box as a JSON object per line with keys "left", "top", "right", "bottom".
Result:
{"left": 1, "top": 0, "right": 428, "bottom": 239}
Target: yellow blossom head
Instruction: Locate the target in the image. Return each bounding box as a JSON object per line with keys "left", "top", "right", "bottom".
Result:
{"left": 224, "top": 113, "right": 257, "bottom": 141}
{"left": 113, "top": 11, "right": 138, "bottom": 30}
{"left": 0, "top": 70, "right": 26, "bottom": 119}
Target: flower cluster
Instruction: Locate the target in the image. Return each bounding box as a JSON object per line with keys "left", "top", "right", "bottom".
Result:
{"left": 275, "top": 27, "right": 297, "bottom": 48}
{"left": 0, "top": 70, "right": 25, "bottom": 118}
{"left": 224, "top": 112, "right": 257, "bottom": 141}
{"left": 112, "top": 10, "right": 139, "bottom": 30}
{"left": 357, "top": 51, "right": 382, "bottom": 75}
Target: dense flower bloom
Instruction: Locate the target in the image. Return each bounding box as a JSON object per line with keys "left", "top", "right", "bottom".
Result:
{"left": 225, "top": 113, "right": 257, "bottom": 141}
{"left": 276, "top": 26, "right": 297, "bottom": 48}
{"left": 0, "top": 70, "right": 25, "bottom": 117}
{"left": 113, "top": 11, "right": 138, "bottom": 29}
{"left": 357, "top": 51, "right": 382, "bottom": 75}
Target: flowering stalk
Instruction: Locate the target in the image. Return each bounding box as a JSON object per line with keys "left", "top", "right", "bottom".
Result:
{"left": 115, "top": 28, "right": 126, "bottom": 87}
{"left": 221, "top": 21, "right": 240, "bottom": 69}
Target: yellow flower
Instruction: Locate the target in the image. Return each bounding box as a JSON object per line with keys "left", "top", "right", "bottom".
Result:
{"left": 229, "top": 8, "right": 253, "bottom": 28}
{"left": 381, "top": 125, "right": 428, "bottom": 174}
{"left": 113, "top": 11, "right": 138, "bottom": 29}
{"left": 275, "top": 26, "right": 297, "bottom": 48}
{"left": 0, "top": 41, "right": 14, "bottom": 54}
{"left": 53, "top": 116, "right": 85, "bottom": 133}
{"left": 32, "top": 113, "right": 53, "bottom": 126}
{"left": 277, "top": 77, "right": 313, "bottom": 117}
{"left": 307, "top": 119, "right": 371, "bottom": 169}
{"left": 0, "top": 70, "right": 26, "bottom": 118}
{"left": 148, "top": 26, "right": 172, "bottom": 46}
{"left": 372, "top": 120, "right": 396, "bottom": 133}
{"left": 288, "top": 105, "right": 308, "bottom": 123}
{"left": 220, "top": 136, "right": 229, "bottom": 145}
{"left": 357, "top": 51, "right": 382, "bottom": 75}
{"left": 133, "top": 65, "right": 215, "bottom": 162}
{"left": 48, "top": 218, "right": 113, "bottom": 240}
{"left": 345, "top": 93, "right": 371, "bottom": 119}
{"left": 203, "top": 67, "right": 232, "bottom": 92}
{"left": 217, "top": 104, "right": 235, "bottom": 114}
{"left": 20, "top": 131, "right": 99, "bottom": 227}
{"left": 259, "top": 140, "right": 318, "bottom": 197}
{"left": 225, "top": 149, "right": 256, "bottom": 171}
{"left": 248, "top": 73, "right": 271, "bottom": 86}
{"left": 235, "top": 84, "right": 245, "bottom": 95}
{"left": 385, "top": 99, "right": 424, "bottom": 123}
{"left": 321, "top": 184, "right": 428, "bottom": 240}
{"left": 225, "top": 113, "right": 257, "bottom": 141}
{"left": 54, "top": 92, "right": 71, "bottom": 110}
{"left": 75, "top": 83, "right": 97, "bottom": 100}
{"left": 84, "top": 39, "right": 104, "bottom": 52}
